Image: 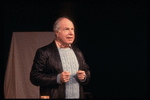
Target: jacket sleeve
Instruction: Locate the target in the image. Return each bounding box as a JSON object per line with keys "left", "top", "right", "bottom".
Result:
{"left": 30, "top": 48, "right": 58, "bottom": 87}
{"left": 79, "top": 51, "right": 91, "bottom": 85}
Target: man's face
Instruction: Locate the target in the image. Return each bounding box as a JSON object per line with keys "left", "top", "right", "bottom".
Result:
{"left": 56, "top": 18, "right": 75, "bottom": 45}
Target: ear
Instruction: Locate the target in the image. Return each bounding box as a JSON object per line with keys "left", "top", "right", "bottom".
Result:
{"left": 54, "top": 30, "right": 59, "bottom": 37}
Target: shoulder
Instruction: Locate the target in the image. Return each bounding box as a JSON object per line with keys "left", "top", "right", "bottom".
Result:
{"left": 37, "top": 40, "right": 55, "bottom": 52}
{"left": 72, "top": 45, "right": 84, "bottom": 57}
{"left": 35, "top": 40, "right": 56, "bottom": 55}
{"left": 72, "top": 44, "right": 81, "bottom": 52}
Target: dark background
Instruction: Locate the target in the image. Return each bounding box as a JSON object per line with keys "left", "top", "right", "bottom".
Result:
{"left": 4, "top": 2, "right": 148, "bottom": 98}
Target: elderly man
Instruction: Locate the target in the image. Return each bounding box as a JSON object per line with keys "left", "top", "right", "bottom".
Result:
{"left": 30, "top": 17, "right": 90, "bottom": 99}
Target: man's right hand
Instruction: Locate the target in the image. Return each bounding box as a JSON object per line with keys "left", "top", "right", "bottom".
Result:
{"left": 60, "top": 71, "right": 71, "bottom": 83}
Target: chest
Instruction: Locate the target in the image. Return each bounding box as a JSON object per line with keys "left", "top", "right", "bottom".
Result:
{"left": 58, "top": 48, "right": 79, "bottom": 75}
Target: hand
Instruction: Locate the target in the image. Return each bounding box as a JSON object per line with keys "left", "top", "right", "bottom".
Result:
{"left": 60, "top": 71, "right": 71, "bottom": 83}
{"left": 77, "top": 70, "right": 86, "bottom": 81}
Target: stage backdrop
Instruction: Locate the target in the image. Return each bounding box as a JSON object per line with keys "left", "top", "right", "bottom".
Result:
{"left": 4, "top": 32, "right": 55, "bottom": 99}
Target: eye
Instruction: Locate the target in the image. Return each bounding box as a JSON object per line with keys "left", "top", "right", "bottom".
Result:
{"left": 71, "top": 28, "right": 74, "bottom": 30}
{"left": 65, "top": 28, "right": 69, "bottom": 30}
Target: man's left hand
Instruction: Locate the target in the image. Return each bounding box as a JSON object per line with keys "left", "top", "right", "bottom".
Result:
{"left": 77, "top": 70, "right": 86, "bottom": 81}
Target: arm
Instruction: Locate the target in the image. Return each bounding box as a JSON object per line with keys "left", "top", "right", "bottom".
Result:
{"left": 78, "top": 51, "right": 90, "bottom": 85}
{"left": 30, "top": 48, "right": 58, "bottom": 87}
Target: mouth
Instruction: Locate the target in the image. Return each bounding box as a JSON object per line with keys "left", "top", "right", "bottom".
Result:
{"left": 66, "top": 37, "right": 74, "bottom": 42}
{"left": 67, "top": 37, "right": 73, "bottom": 39}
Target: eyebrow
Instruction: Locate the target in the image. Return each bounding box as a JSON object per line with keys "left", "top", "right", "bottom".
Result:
{"left": 63, "top": 27, "right": 74, "bottom": 30}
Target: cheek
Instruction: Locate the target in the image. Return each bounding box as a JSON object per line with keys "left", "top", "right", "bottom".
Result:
{"left": 73, "top": 34, "right": 75, "bottom": 38}
{"left": 58, "top": 33, "right": 65, "bottom": 38}
{"left": 59, "top": 33, "right": 67, "bottom": 41}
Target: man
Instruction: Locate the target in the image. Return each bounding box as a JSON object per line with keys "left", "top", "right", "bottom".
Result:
{"left": 30, "top": 17, "right": 90, "bottom": 99}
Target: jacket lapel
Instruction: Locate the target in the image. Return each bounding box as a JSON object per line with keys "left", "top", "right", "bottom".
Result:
{"left": 48, "top": 40, "right": 63, "bottom": 73}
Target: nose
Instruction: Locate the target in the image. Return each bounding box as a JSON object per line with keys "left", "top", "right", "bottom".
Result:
{"left": 68, "top": 29, "right": 74, "bottom": 35}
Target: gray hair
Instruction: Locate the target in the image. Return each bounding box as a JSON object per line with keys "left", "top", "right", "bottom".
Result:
{"left": 53, "top": 17, "right": 73, "bottom": 32}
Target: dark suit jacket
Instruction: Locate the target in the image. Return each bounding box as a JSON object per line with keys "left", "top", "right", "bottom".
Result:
{"left": 30, "top": 40, "right": 90, "bottom": 99}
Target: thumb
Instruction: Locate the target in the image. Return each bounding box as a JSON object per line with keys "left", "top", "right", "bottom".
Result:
{"left": 64, "top": 71, "right": 71, "bottom": 75}
{"left": 77, "top": 70, "right": 82, "bottom": 73}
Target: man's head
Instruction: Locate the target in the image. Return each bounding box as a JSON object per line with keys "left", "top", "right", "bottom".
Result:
{"left": 53, "top": 17, "right": 75, "bottom": 46}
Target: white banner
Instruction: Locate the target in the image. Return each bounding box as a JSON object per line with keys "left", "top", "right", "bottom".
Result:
{"left": 4, "top": 32, "right": 55, "bottom": 99}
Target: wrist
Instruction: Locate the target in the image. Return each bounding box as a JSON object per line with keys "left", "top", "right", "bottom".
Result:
{"left": 57, "top": 73, "right": 62, "bottom": 84}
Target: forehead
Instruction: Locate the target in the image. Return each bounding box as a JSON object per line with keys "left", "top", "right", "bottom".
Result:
{"left": 59, "top": 18, "right": 74, "bottom": 28}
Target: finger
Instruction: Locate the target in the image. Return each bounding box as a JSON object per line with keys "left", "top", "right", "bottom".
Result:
{"left": 64, "top": 78, "right": 69, "bottom": 82}
{"left": 77, "top": 73, "right": 85, "bottom": 77}
{"left": 64, "top": 74, "right": 71, "bottom": 78}
{"left": 64, "top": 71, "right": 71, "bottom": 75}
{"left": 77, "top": 70, "right": 81, "bottom": 73}
{"left": 65, "top": 75, "right": 70, "bottom": 79}
{"left": 78, "top": 76, "right": 85, "bottom": 80}
{"left": 78, "top": 74, "right": 85, "bottom": 79}
{"left": 64, "top": 72, "right": 70, "bottom": 77}
{"left": 63, "top": 71, "right": 70, "bottom": 73}
{"left": 62, "top": 78, "right": 69, "bottom": 82}
{"left": 77, "top": 70, "right": 85, "bottom": 74}
{"left": 78, "top": 75, "right": 85, "bottom": 78}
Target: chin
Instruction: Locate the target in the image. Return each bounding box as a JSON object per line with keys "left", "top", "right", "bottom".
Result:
{"left": 66, "top": 40, "right": 74, "bottom": 44}
{"left": 67, "top": 42, "right": 73, "bottom": 44}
